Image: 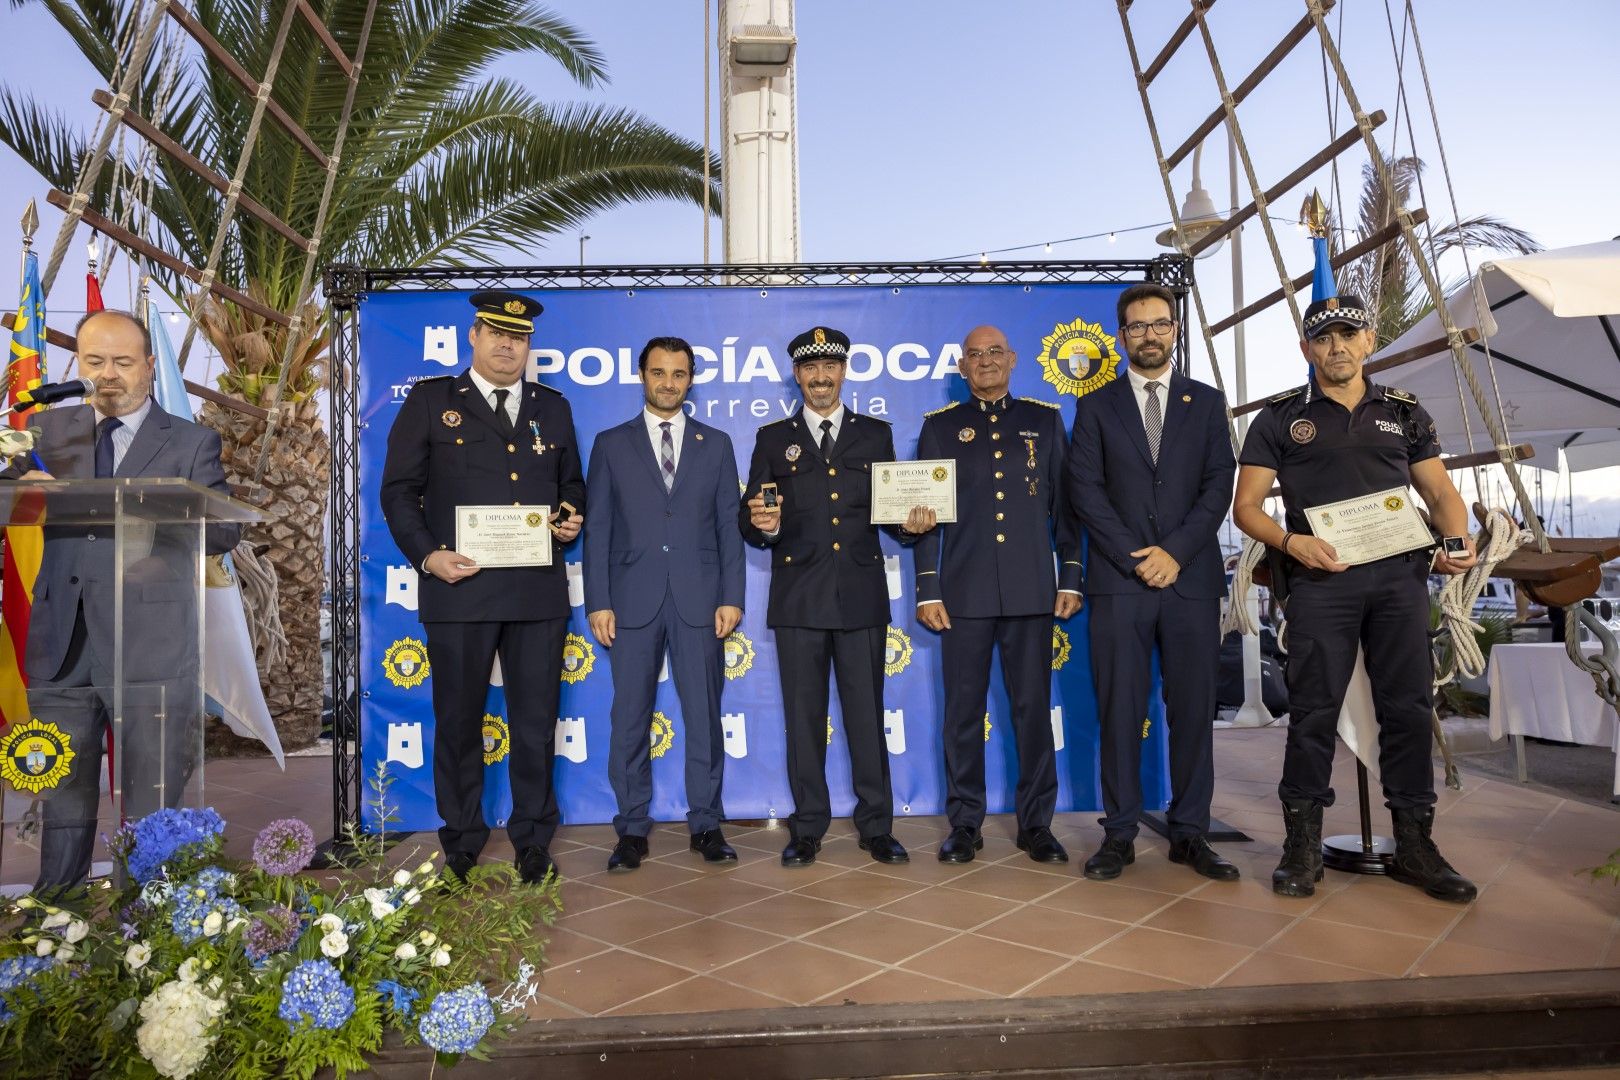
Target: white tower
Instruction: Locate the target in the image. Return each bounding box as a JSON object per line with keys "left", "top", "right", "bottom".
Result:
{"left": 719, "top": 0, "right": 801, "bottom": 264}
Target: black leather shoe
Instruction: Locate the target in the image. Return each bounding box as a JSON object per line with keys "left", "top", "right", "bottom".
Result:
{"left": 1083, "top": 836, "right": 1135, "bottom": 881}
{"left": 607, "top": 835, "right": 648, "bottom": 873}
{"left": 517, "top": 846, "right": 556, "bottom": 885}
{"left": 859, "top": 833, "right": 910, "bottom": 864}
{"left": 781, "top": 836, "right": 821, "bottom": 867}
{"left": 444, "top": 852, "right": 476, "bottom": 883}
{"left": 1168, "top": 835, "right": 1240, "bottom": 881}
{"left": 1017, "top": 826, "right": 1069, "bottom": 864}
{"left": 937, "top": 826, "right": 983, "bottom": 864}
{"left": 690, "top": 829, "right": 738, "bottom": 863}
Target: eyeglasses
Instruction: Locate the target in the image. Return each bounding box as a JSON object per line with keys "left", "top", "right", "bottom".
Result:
{"left": 963, "top": 346, "right": 1010, "bottom": 362}
{"left": 1122, "top": 319, "right": 1176, "bottom": 338}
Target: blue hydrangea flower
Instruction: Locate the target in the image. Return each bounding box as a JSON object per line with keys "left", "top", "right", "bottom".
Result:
{"left": 169, "top": 867, "right": 244, "bottom": 944}
{"left": 375, "top": 979, "right": 420, "bottom": 1017}
{"left": 118, "top": 807, "right": 226, "bottom": 884}
{"left": 278, "top": 960, "right": 355, "bottom": 1031}
{"left": 0, "top": 955, "right": 57, "bottom": 1025}
{"left": 417, "top": 985, "right": 495, "bottom": 1054}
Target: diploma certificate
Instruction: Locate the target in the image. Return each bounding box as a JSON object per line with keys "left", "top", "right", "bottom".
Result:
{"left": 870, "top": 459, "right": 958, "bottom": 524}
{"left": 1304, "top": 487, "right": 1432, "bottom": 566}
{"left": 455, "top": 504, "right": 553, "bottom": 568}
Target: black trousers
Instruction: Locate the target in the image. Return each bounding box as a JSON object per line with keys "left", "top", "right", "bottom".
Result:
{"left": 30, "top": 607, "right": 197, "bottom": 891}
{"left": 774, "top": 625, "right": 893, "bottom": 841}
{"left": 940, "top": 614, "right": 1056, "bottom": 833}
{"left": 1088, "top": 591, "right": 1219, "bottom": 842}
{"left": 423, "top": 617, "right": 565, "bottom": 857}
{"left": 1279, "top": 554, "right": 1437, "bottom": 810}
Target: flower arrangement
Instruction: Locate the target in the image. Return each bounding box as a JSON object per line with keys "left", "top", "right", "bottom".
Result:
{"left": 0, "top": 770, "right": 559, "bottom": 1077}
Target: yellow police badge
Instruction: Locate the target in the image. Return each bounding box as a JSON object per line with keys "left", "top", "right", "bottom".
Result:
{"left": 503, "top": 298, "right": 526, "bottom": 315}
{"left": 884, "top": 625, "right": 913, "bottom": 677}
{"left": 1051, "top": 626, "right": 1072, "bottom": 671}
{"left": 560, "top": 633, "right": 595, "bottom": 683}
{"left": 813, "top": 327, "right": 827, "bottom": 345}
{"left": 723, "top": 630, "right": 756, "bottom": 680}
{"left": 1037, "top": 318, "right": 1120, "bottom": 399}
{"left": 481, "top": 714, "right": 511, "bottom": 766}
{"left": 0, "top": 718, "right": 76, "bottom": 795}
{"left": 650, "top": 711, "right": 675, "bottom": 760}
{"left": 382, "top": 637, "right": 430, "bottom": 689}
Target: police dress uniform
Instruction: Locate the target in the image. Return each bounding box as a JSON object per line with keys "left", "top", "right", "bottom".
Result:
{"left": 1240, "top": 374, "right": 1441, "bottom": 814}
{"left": 913, "top": 393, "right": 1081, "bottom": 859}
{"left": 739, "top": 328, "right": 911, "bottom": 863}
{"left": 379, "top": 292, "right": 584, "bottom": 879}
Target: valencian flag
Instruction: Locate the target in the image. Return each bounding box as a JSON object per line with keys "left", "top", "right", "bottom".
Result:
{"left": 1, "top": 249, "right": 47, "bottom": 730}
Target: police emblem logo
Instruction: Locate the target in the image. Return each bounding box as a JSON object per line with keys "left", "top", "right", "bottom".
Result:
{"left": 649, "top": 711, "right": 676, "bottom": 759}
{"left": 883, "top": 625, "right": 913, "bottom": 677}
{"left": 958, "top": 427, "right": 975, "bottom": 443}
{"left": 1383, "top": 495, "right": 1405, "bottom": 512}
{"left": 467, "top": 513, "right": 479, "bottom": 528}
{"left": 441, "top": 410, "right": 463, "bottom": 428}
{"left": 1182, "top": 394, "right": 1192, "bottom": 403}
{"left": 1037, "top": 317, "right": 1121, "bottom": 399}
{"left": 560, "top": 632, "right": 596, "bottom": 683}
{"left": 481, "top": 714, "right": 511, "bottom": 766}
{"left": 785, "top": 444, "right": 802, "bottom": 462}
{"left": 1320, "top": 511, "right": 1334, "bottom": 528}
{"left": 723, "top": 630, "right": 756, "bottom": 680}
{"left": 382, "top": 637, "right": 430, "bottom": 689}
{"left": 932, "top": 466, "right": 948, "bottom": 482}
{"left": 1289, "top": 418, "right": 1317, "bottom": 444}
{"left": 0, "top": 718, "right": 76, "bottom": 795}
{"left": 503, "top": 299, "right": 526, "bottom": 315}
{"left": 880, "top": 466, "right": 891, "bottom": 484}
{"left": 813, "top": 327, "right": 827, "bottom": 345}
{"left": 1051, "top": 626, "right": 1072, "bottom": 671}
{"left": 1324, "top": 297, "right": 1340, "bottom": 310}
{"left": 525, "top": 512, "right": 544, "bottom": 528}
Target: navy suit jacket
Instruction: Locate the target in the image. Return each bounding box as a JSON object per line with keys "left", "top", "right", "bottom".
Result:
{"left": 1065, "top": 370, "right": 1235, "bottom": 600}
{"left": 582, "top": 413, "right": 745, "bottom": 628}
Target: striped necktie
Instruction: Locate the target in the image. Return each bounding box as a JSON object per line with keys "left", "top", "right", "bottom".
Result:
{"left": 1144, "top": 381, "right": 1162, "bottom": 466}
{"left": 660, "top": 421, "right": 676, "bottom": 491}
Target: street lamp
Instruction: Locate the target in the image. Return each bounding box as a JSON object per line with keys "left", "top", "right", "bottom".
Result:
{"left": 728, "top": 23, "right": 795, "bottom": 75}
{"left": 578, "top": 234, "right": 591, "bottom": 267}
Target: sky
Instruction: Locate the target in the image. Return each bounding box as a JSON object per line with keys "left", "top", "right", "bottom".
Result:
{"left": 3, "top": 0, "right": 1618, "bottom": 530}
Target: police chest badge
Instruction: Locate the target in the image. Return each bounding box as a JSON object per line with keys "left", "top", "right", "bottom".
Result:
{"left": 785, "top": 444, "right": 802, "bottom": 462}
{"left": 441, "top": 410, "right": 463, "bottom": 428}
{"left": 1289, "top": 419, "right": 1317, "bottom": 445}
{"left": 0, "top": 718, "right": 76, "bottom": 795}
{"left": 958, "top": 427, "right": 976, "bottom": 443}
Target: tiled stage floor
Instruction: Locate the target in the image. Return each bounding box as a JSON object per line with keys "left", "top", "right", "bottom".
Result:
{"left": 6, "top": 727, "right": 1617, "bottom": 1024}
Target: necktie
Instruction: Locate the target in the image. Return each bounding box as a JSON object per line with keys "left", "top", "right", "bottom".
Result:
{"left": 819, "top": 418, "right": 833, "bottom": 459}
{"left": 491, "top": 388, "right": 514, "bottom": 437}
{"left": 659, "top": 421, "right": 676, "bottom": 491}
{"left": 95, "top": 416, "right": 123, "bottom": 478}
{"left": 1143, "top": 381, "right": 1163, "bottom": 466}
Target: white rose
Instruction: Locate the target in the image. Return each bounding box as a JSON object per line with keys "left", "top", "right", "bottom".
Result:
{"left": 393, "top": 942, "right": 417, "bottom": 960}
{"left": 35, "top": 939, "right": 54, "bottom": 957}
{"left": 418, "top": 931, "right": 437, "bottom": 947}
{"left": 126, "top": 942, "right": 153, "bottom": 971}
{"left": 178, "top": 957, "right": 201, "bottom": 983}
{"left": 319, "top": 930, "right": 349, "bottom": 959}
{"left": 371, "top": 900, "right": 396, "bottom": 920}
{"left": 56, "top": 944, "right": 76, "bottom": 962}
{"left": 315, "top": 912, "right": 344, "bottom": 934}
{"left": 393, "top": 869, "right": 412, "bottom": 887}
{"left": 429, "top": 947, "right": 451, "bottom": 968}
{"left": 41, "top": 910, "right": 71, "bottom": 931}
{"left": 202, "top": 911, "right": 224, "bottom": 937}
{"left": 64, "top": 919, "right": 90, "bottom": 944}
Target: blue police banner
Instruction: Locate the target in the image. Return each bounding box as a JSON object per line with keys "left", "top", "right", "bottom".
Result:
{"left": 357, "top": 281, "right": 1173, "bottom": 832}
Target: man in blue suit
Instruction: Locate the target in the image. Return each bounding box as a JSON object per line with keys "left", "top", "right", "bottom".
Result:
{"left": 583, "top": 337, "right": 746, "bottom": 872}
{"left": 1065, "top": 283, "right": 1239, "bottom": 882}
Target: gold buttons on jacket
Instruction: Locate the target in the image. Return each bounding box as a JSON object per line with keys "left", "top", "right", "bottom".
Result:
{"left": 831, "top": 517, "right": 840, "bottom": 525}
{"left": 991, "top": 432, "right": 1001, "bottom": 441}
{"left": 830, "top": 492, "right": 839, "bottom": 501}
{"left": 994, "top": 450, "right": 1003, "bottom": 459}
{"left": 996, "top": 534, "right": 1005, "bottom": 543}
{"left": 828, "top": 467, "right": 837, "bottom": 476}
{"left": 509, "top": 472, "right": 519, "bottom": 481}
{"left": 996, "top": 512, "right": 1004, "bottom": 521}
{"left": 833, "top": 542, "right": 841, "bottom": 551}
{"left": 995, "top": 491, "right": 1005, "bottom": 501}
{"left": 455, "top": 438, "right": 464, "bottom": 445}
{"left": 990, "top": 415, "right": 999, "bottom": 424}
{"left": 785, "top": 555, "right": 793, "bottom": 563}
{"left": 994, "top": 471, "right": 1003, "bottom": 479}
{"left": 507, "top": 444, "right": 516, "bottom": 453}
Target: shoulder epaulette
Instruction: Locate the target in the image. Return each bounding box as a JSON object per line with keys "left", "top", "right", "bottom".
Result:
{"left": 1268, "top": 386, "right": 1306, "bottom": 405}
{"left": 1019, "top": 396, "right": 1062, "bottom": 409}
{"left": 924, "top": 401, "right": 960, "bottom": 418}
{"left": 1384, "top": 387, "right": 1417, "bottom": 405}
{"left": 533, "top": 381, "right": 562, "bottom": 395}
{"left": 413, "top": 374, "right": 453, "bottom": 384}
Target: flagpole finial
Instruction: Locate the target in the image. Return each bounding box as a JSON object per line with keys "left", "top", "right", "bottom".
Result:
{"left": 1299, "top": 190, "right": 1329, "bottom": 240}
{"left": 20, "top": 199, "right": 39, "bottom": 244}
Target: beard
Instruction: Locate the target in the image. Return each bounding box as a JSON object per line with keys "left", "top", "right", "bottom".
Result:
{"left": 1129, "top": 343, "right": 1170, "bottom": 371}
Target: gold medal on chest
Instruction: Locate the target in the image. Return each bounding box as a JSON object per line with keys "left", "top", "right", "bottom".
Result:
{"left": 785, "top": 444, "right": 802, "bottom": 462}
{"left": 958, "top": 427, "right": 976, "bottom": 443}
{"left": 441, "top": 410, "right": 462, "bottom": 428}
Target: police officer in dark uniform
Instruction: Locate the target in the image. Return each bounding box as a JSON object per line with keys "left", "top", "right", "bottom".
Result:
{"left": 911, "top": 324, "right": 1083, "bottom": 865}
{"left": 1233, "top": 293, "right": 1479, "bottom": 903}
{"left": 380, "top": 291, "right": 585, "bottom": 885}
{"left": 740, "top": 326, "right": 931, "bottom": 868}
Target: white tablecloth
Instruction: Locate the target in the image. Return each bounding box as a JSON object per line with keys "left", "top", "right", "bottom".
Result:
{"left": 1487, "top": 642, "right": 1620, "bottom": 794}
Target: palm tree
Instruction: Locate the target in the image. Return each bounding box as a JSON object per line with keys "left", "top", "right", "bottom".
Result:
{"left": 1, "top": 0, "right": 721, "bottom": 747}
{"left": 1334, "top": 152, "right": 1538, "bottom": 347}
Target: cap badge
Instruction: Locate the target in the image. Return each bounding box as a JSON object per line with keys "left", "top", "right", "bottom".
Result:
{"left": 504, "top": 299, "right": 525, "bottom": 315}
{"left": 813, "top": 327, "right": 827, "bottom": 345}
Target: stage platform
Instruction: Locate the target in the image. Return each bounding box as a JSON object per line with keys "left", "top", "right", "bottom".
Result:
{"left": 5, "top": 727, "right": 1617, "bottom": 1077}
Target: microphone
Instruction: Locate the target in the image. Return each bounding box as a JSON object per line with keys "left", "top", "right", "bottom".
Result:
{"left": 2, "top": 377, "right": 96, "bottom": 417}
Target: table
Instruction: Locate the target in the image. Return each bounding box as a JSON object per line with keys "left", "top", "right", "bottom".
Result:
{"left": 1487, "top": 642, "right": 1620, "bottom": 795}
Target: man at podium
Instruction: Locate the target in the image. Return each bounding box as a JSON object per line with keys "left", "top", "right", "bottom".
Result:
{"left": 1, "top": 308, "right": 239, "bottom": 897}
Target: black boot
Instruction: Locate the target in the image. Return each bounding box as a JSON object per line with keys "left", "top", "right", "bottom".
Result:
{"left": 1389, "top": 806, "right": 1477, "bottom": 903}
{"left": 1273, "top": 798, "right": 1324, "bottom": 898}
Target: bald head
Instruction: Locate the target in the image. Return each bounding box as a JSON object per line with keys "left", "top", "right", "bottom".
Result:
{"left": 958, "top": 325, "right": 1017, "bottom": 400}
